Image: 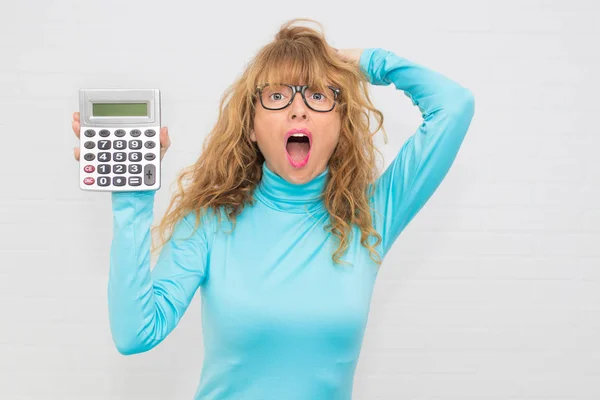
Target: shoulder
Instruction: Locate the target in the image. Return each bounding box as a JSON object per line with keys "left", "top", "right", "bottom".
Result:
{"left": 178, "top": 205, "right": 226, "bottom": 246}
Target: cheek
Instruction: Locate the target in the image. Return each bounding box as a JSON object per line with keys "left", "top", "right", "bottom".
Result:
{"left": 320, "top": 118, "right": 342, "bottom": 149}
{"left": 251, "top": 112, "right": 268, "bottom": 143}
{"left": 252, "top": 117, "right": 283, "bottom": 152}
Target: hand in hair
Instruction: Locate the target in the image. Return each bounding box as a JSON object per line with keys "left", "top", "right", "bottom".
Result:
{"left": 333, "top": 48, "right": 364, "bottom": 66}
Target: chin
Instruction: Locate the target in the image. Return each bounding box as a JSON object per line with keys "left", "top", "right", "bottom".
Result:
{"left": 278, "top": 162, "right": 313, "bottom": 183}
{"left": 288, "top": 163, "right": 326, "bottom": 184}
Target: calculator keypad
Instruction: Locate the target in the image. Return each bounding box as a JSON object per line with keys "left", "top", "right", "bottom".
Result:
{"left": 80, "top": 127, "right": 160, "bottom": 191}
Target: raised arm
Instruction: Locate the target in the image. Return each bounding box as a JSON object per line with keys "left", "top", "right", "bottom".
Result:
{"left": 108, "top": 190, "right": 210, "bottom": 355}
{"left": 361, "top": 48, "right": 475, "bottom": 258}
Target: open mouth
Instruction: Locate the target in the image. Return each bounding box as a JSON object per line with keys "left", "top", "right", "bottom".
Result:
{"left": 285, "top": 134, "right": 311, "bottom": 167}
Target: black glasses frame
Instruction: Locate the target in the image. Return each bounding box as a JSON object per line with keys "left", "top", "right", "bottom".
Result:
{"left": 255, "top": 84, "right": 341, "bottom": 112}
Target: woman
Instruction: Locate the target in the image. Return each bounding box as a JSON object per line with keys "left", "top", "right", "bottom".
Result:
{"left": 72, "top": 18, "right": 474, "bottom": 400}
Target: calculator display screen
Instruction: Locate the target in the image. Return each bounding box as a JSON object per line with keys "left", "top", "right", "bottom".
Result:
{"left": 92, "top": 103, "right": 148, "bottom": 117}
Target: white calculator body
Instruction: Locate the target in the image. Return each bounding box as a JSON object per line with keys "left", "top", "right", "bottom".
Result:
{"left": 79, "top": 88, "right": 161, "bottom": 192}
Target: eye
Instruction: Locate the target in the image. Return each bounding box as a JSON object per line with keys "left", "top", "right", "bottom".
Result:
{"left": 310, "top": 92, "right": 326, "bottom": 102}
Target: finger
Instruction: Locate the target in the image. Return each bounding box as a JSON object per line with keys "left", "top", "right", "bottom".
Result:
{"left": 335, "top": 50, "right": 349, "bottom": 62}
{"left": 159, "top": 126, "right": 170, "bottom": 161}
{"left": 160, "top": 126, "right": 170, "bottom": 149}
{"left": 160, "top": 143, "right": 169, "bottom": 161}
{"left": 74, "top": 146, "right": 80, "bottom": 161}
{"left": 73, "top": 111, "right": 80, "bottom": 122}
{"left": 72, "top": 119, "right": 80, "bottom": 138}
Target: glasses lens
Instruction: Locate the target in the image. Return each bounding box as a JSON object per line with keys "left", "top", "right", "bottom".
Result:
{"left": 261, "top": 85, "right": 335, "bottom": 111}
{"left": 261, "top": 85, "right": 293, "bottom": 110}
{"left": 305, "top": 86, "right": 335, "bottom": 111}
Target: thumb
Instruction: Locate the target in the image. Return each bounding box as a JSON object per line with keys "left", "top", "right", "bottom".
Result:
{"left": 160, "top": 126, "right": 170, "bottom": 146}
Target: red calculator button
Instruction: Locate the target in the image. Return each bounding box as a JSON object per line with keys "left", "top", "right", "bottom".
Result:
{"left": 84, "top": 165, "right": 95, "bottom": 173}
{"left": 83, "top": 177, "right": 95, "bottom": 185}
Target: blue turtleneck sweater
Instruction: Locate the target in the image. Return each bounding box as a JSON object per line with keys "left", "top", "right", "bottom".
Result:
{"left": 107, "top": 47, "right": 475, "bottom": 399}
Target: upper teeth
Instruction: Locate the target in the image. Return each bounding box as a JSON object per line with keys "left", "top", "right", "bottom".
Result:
{"left": 291, "top": 133, "right": 307, "bottom": 137}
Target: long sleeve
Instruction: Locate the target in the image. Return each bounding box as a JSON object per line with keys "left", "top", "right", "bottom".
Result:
{"left": 107, "top": 190, "right": 210, "bottom": 355}
{"left": 360, "top": 48, "right": 475, "bottom": 258}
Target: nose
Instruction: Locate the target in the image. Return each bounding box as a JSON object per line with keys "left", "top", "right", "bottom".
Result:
{"left": 289, "top": 90, "right": 308, "bottom": 119}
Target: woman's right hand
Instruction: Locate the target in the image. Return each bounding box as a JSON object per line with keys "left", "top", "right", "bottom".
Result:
{"left": 71, "top": 112, "right": 172, "bottom": 161}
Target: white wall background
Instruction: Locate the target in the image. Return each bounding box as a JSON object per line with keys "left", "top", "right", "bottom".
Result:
{"left": 1, "top": 0, "right": 598, "bottom": 399}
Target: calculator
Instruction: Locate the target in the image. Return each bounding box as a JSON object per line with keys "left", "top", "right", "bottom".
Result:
{"left": 78, "top": 88, "right": 161, "bottom": 192}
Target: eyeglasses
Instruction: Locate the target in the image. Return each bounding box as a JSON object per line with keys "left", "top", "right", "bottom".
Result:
{"left": 255, "top": 84, "right": 341, "bottom": 112}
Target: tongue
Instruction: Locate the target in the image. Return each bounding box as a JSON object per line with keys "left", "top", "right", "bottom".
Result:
{"left": 286, "top": 142, "right": 310, "bottom": 161}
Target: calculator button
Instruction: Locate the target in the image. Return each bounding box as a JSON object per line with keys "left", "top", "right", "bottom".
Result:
{"left": 130, "top": 129, "right": 141, "bottom": 137}
{"left": 98, "top": 140, "right": 111, "bottom": 150}
{"left": 113, "top": 152, "right": 126, "bottom": 162}
{"left": 83, "top": 177, "right": 95, "bottom": 185}
{"left": 144, "top": 164, "right": 156, "bottom": 186}
{"left": 83, "top": 165, "right": 95, "bottom": 173}
{"left": 128, "top": 164, "right": 142, "bottom": 174}
{"left": 84, "top": 153, "right": 95, "bottom": 161}
{"left": 129, "top": 152, "right": 142, "bottom": 162}
{"left": 114, "top": 140, "right": 127, "bottom": 150}
{"left": 144, "top": 153, "right": 156, "bottom": 161}
{"left": 144, "top": 141, "right": 156, "bottom": 149}
{"left": 84, "top": 129, "right": 96, "bottom": 137}
{"left": 113, "top": 164, "right": 126, "bottom": 174}
{"left": 99, "top": 129, "right": 111, "bottom": 137}
{"left": 98, "top": 152, "right": 111, "bottom": 162}
{"left": 98, "top": 164, "right": 111, "bottom": 174}
{"left": 84, "top": 141, "right": 95, "bottom": 149}
{"left": 128, "top": 176, "right": 142, "bottom": 186}
{"left": 129, "top": 140, "right": 142, "bottom": 150}
{"left": 115, "top": 129, "right": 126, "bottom": 137}
{"left": 97, "top": 176, "right": 110, "bottom": 187}
{"left": 113, "top": 176, "right": 126, "bottom": 186}
{"left": 144, "top": 129, "right": 156, "bottom": 137}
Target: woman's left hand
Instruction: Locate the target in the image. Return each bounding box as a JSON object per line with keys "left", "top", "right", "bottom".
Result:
{"left": 333, "top": 48, "right": 363, "bottom": 66}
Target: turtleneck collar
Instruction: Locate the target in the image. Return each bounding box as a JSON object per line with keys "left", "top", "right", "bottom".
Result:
{"left": 253, "top": 162, "right": 329, "bottom": 214}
